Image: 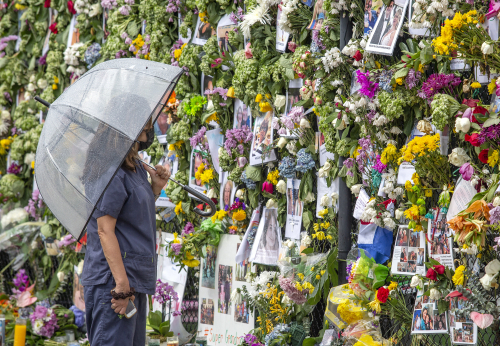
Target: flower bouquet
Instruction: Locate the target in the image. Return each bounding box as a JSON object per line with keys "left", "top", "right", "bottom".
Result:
{"left": 448, "top": 199, "right": 490, "bottom": 248}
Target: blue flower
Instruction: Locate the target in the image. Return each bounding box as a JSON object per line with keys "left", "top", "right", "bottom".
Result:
{"left": 279, "top": 156, "right": 296, "bottom": 178}
{"left": 241, "top": 171, "right": 256, "bottom": 189}
{"left": 295, "top": 149, "right": 315, "bottom": 173}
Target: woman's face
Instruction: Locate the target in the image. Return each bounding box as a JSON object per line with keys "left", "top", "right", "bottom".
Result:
{"left": 393, "top": 12, "right": 400, "bottom": 26}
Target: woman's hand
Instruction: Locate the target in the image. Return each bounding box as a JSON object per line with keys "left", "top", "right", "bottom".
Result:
{"left": 111, "top": 295, "right": 135, "bottom": 315}
{"left": 143, "top": 163, "right": 171, "bottom": 195}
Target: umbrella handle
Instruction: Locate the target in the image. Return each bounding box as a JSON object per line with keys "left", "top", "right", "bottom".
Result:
{"left": 34, "top": 96, "right": 51, "bottom": 108}
{"left": 139, "top": 159, "right": 216, "bottom": 218}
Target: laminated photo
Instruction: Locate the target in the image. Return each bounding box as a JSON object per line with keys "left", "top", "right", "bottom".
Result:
{"left": 250, "top": 112, "right": 277, "bottom": 165}
{"left": 408, "top": 0, "right": 433, "bottom": 36}
{"left": 286, "top": 78, "right": 303, "bottom": 114}
{"left": 217, "top": 14, "right": 238, "bottom": 52}
{"left": 391, "top": 225, "right": 426, "bottom": 275}
{"left": 220, "top": 172, "right": 237, "bottom": 210}
{"left": 200, "top": 298, "right": 214, "bottom": 325}
{"left": 138, "top": 151, "right": 151, "bottom": 164}
{"left": 365, "top": 0, "right": 409, "bottom": 56}
{"left": 193, "top": 17, "right": 216, "bottom": 46}
{"left": 249, "top": 208, "right": 281, "bottom": 265}
{"left": 73, "top": 265, "right": 85, "bottom": 312}
{"left": 201, "top": 73, "right": 214, "bottom": 97}
{"left": 427, "top": 211, "right": 455, "bottom": 270}
{"left": 276, "top": 9, "right": 290, "bottom": 52}
{"left": 178, "top": 13, "right": 192, "bottom": 43}
{"left": 154, "top": 109, "right": 177, "bottom": 144}
{"left": 307, "top": 0, "right": 326, "bottom": 30}
{"left": 155, "top": 151, "right": 179, "bottom": 208}
{"left": 233, "top": 99, "right": 252, "bottom": 130}
{"left": 412, "top": 289, "right": 448, "bottom": 334}
{"left": 201, "top": 245, "right": 217, "bottom": 289}
{"left": 285, "top": 179, "right": 303, "bottom": 239}
{"left": 188, "top": 145, "right": 209, "bottom": 194}
{"left": 316, "top": 176, "right": 340, "bottom": 218}
{"left": 364, "top": 0, "right": 383, "bottom": 36}
{"left": 449, "top": 299, "right": 477, "bottom": 344}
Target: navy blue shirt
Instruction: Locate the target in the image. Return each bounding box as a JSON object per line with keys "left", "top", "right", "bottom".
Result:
{"left": 82, "top": 162, "right": 157, "bottom": 294}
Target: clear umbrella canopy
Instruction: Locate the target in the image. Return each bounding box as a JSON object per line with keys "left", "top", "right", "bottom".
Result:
{"left": 35, "top": 59, "right": 183, "bottom": 240}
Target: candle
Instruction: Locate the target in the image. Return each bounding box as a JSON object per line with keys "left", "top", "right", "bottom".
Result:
{"left": 13, "top": 319, "right": 27, "bottom": 346}
{"left": 167, "top": 336, "right": 179, "bottom": 346}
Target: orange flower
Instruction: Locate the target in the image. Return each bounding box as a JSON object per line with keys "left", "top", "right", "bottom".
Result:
{"left": 168, "top": 91, "right": 177, "bottom": 104}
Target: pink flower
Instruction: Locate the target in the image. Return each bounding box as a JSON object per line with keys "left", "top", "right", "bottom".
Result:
{"left": 262, "top": 181, "right": 273, "bottom": 193}
{"left": 237, "top": 157, "right": 248, "bottom": 167}
{"left": 459, "top": 163, "right": 474, "bottom": 181}
{"left": 244, "top": 42, "right": 253, "bottom": 58}
{"left": 288, "top": 42, "right": 297, "bottom": 52}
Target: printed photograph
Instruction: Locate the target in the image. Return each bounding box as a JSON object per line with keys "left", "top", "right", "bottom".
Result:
{"left": 218, "top": 264, "right": 232, "bottom": 314}
{"left": 73, "top": 267, "right": 85, "bottom": 312}
{"left": 236, "top": 243, "right": 251, "bottom": 281}
{"left": 193, "top": 17, "right": 216, "bottom": 45}
{"left": 234, "top": 300, "right": 249, "bottom": 323}
{"left": 286, "top": 87, "right": 301, "bottom": 115}
{"left": 417, "top": 248, "right": 424, "bottom": 266}
{"left": 189, "top": 146, "right": 209, "bottom": 193}
{"left": 250, "top": 111, "right": 274, "bottom": 163}
{"left": 201, "top": 73, "right": 214, "bottom": 98}
{"left": 397, "top": 262, "right": 407, "bottom": 272}
{"left": 287, "top": 183, "right": 303, "bottom": 217}
{"left": 217, "top": 14, "right": 238, "bottom": 52}
{"left": 430, "top": 223, "right": 451, "bottom": 255}
{"left": 67, "top": 14, "right": 80, "bottom": 47}
{"left": 409, "top": 232, "right": 420, "bottom": 247}
{"left": 434, "top": 313, "right": 447, "bottom": 331}
{"left": 412, "top": 309, "right": 422, "bottom": 331}
{"left": 178, "top": 12, "right": 192, "bottom": 43}
{"left": 233, "top": 99, "right": 252, "bottom": 129}
{"left": 154, "top": 106, "right": 179, "bottom": 139}
{"left": 201, "top": 244, "right": 217, "bottom": 289}
{"left": 414, "top": 295, "right": 422, "bottom": 309}
{"left": 307, "top": 0, "right": 325, "bottom": 30}
{"left": 396, "top": 227, "right": 409, "bottom": 247}
{"left": 200, "top": 298, "right": 214, "bottom": 325}
{"left": 276, "top": 9, "right": 290, "bottom": 52}
{"left": 220, "top": 173, "right": 236, "bottom": 210}
{"left": 256, "top": 208, "right": 280, "bottom": 255}
{"left": 399, "top": 247, "right": 408, "bottom": 263}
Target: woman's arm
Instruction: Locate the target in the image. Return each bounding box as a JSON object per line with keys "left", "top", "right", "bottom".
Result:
{"left": 97, "top": 215, "right": 132, "bottom": 314}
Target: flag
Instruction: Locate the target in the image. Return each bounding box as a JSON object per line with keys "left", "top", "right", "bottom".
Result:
{"left": 357, "top": 223, "right": 393, "bottom": 264}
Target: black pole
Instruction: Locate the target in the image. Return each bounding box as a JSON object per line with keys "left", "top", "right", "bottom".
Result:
{"left": 34, "top": 96, "right": 51, "bottom": 108}
{"left": 337, "top": 12, "right": 353, "bottom": 285}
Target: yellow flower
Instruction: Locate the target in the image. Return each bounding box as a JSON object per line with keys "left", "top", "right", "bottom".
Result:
{"left": 452, "top": 265, "right": 465, "bottom": 286}
{"left": 267, "top": 169, "right": 280, "bottom": 185}
{"left": 414, "top": 224, "right": 423, "bottom": 232}
{"left": 313, "top": 223, "right": 319, "bottom": 231}
{"left": 297, "top": 273, "right": 304, "bottom": 280}
{"left": 232, "top": 209, "right": 246, "bottom": 221}
{"left": 396, "top": 77, "right": 403, "bottom": 85}
{"left": 175, "top": 201, "right": 184, "bottom": 215}
{"left": 197, "top": 162, "right": 205, "bottom": 172}
{"left": 488, "top": 150, "right": 499, "bottom": 167}
{"left": 173, "top": 232, "right": 181, "bottom": 244}
{"left": 320, "top": 222, "right": 330, "bottom": 229}
{"left": 425, "top": 189, "right": 432, "bottom": 197}
{"left": 199, "top": 11, "right": 208, "bottom": 23}
{"left": 195, "top": 171, "right": 202, "bottom": 181}
{"left": 15, "top": 3, "right": 27, "bottom": 10}
{"left": 174, "top": 49, "right": 183, "bottom": 60}
{"left": 31, "top": 161, "right": 35, "bottom": 169}
{"left": 302, "top": 282, "right": 314, "bottom": 294}
{"left": 471, "top": 82, "right": 481, "bottom": 89}
{"left": 205, "top": 112, "right": 218, "bottom": 124}
{"left": 418, "top": 64, "right": 424, "bottom": 73}
{"left": 318, "top": 208, "right": 328, "bottom": 217}
{"left": 52, "top": 84, "right": 58, "bottom": 90}
{"left": 353, "top": 335, "right": 382, "bottom": 346}
{"left": 182, "top": 251, "right": 200, "bottom": 267}
{"left": 404, "top": 205, "right": 420, "bottom": 220}
{"left": 259, "top": 101, "right": 272, "bottom": 113}
{"left": 375, "top": 61, "right": 381, "bottom": 69}
{"left": 211, "top": 210, "right": 227, "bottom": 223}
{"left": 404, "top": 180, "right": 412, "bottom": 191}
{"left": 326, "top": 235, "right": 332, "bottom": 240}
{"left": 368, "top": 298, "right": 381, "bottom": 313}
{"left": 200, "top": 168, "right": 214, "bottom": 184}
{"left": 0, "top": 138, "right": 13, "bottom": 150}
{"left": 312, "top": 231, "right": 325, "bottom": 240}
{"left": 380, "top": 143, "right": 397, "bottom": 164}
{"left": 255, "top": 94, "right": 263, "bottom": 103}
{"left": 227, "top": 87, "right": 235, "bottom": 98}
{"left": 488, "top": 79, "right": 497, "bottom": 94}
{"left": 412, "top": 172, "right": 420, "bottom": 185}
{"left": 388, "top": 281, "right": 398, "bottom": 291}
{"left": 295, "top": 282, "right": 303, "bottom": 291}
{"left": 53, "top": 76, "right": 59, "bottom": 84}
{"left": 316, "top": 274, "right": 321, "bottom": 280}
{"left": 320, "top": 270, "right": 325, "bottom": 276}
{"left": 352, "top": 146, "right": 362, "bottom": 159}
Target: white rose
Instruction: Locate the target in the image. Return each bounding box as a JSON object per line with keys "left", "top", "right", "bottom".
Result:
{"left": 277, "top": 137, "right": 288, "bottom": 149}
{"left": 29, "top": 74, "right": 36, "bottom": 83}
{"left": 285, "top": 239, "right": 295, "bottom": 249}
{"left": 318, "top": 167, "right": 327, "bottom": 178}
{"left": 429, "top": 288, "right": 441, "bottom": 300}
{"left": 24, "top": 91, "right": 32, "bottom": 100}
{"left": 480, "top": 273, "right": 498, "bottom": 290}
{"left": 320, "top": 194, "right": 331, "bottom": 207}
{"left": 27, "top": 83, "right": 36, "bottom": 92}
{"left": 459, "top": 118, "right": 470, "bottom": 133}
{"left": 351, "top": 184, "right": 362, "bottom": 196}
{"left": 481, "top": 42, "right": 494, "bottom": 55}
{"left": 36, "top": 78, "right": 47, "bottom": 90}
{"left": 266, "top": 199, "right": 278, "bottom": 208}
{"left": 330, "top": 192, "right": 339, "bottom": 204}
{"left": 304, "top": 192, "right": 315, "bottom": 203}
{"left": 448, "top": 148, "right": 470, "bottom": 167}
{"left": 485, "top": 259, "right": 500, "bottom": 275}
{"left": 383, "top": 217, "right": 396, "bottom": 231}
{"left": 276, "top": 180, "right": 287, "bottom": 194}
{"left": 410, "top": 275, "right": 423, "bottom": 289}
{"left": 281, "top": 294, "right": 293, "bottom": 306}
{"left": 395, "top": 209, "right": 404, "bottom": 219}
{"left": 57, "top": 271, "right": 65, "bottom": 282}
{"left": 235, "top": 189, "right": 245, "bottom": 199}
{"left": 274, "top": 95, "right": 286, "bottom": 108}
{"left": 301, "top": 234, "right": 312, "bottom": 247}
{"left": 299, "top": 118, "right": 311, "bottom": 129}
{"left": 207, "top": 188, "right": 216, "bottom": 198}
{"left": 24, "top": 153, "right": 35, "bottom": 166}
{"left": 323, "top": 161, "right": 332, "bottom": 172}
{"left": 493, "top": 196, "right": 500, "bottom": 207}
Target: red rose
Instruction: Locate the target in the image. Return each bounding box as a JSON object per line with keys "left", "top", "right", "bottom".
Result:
{"left": 44, "top": 0, "right": 51, "bottom": 8}
{"left": 462, "top": 99, "right": 479, "bottom": 108}
{"left": 376, "top": 287, "right": 389, "bottom": 303}
{"left": 67, "top": 1, "right": 76, "bottom": 14}
{"left": 433, "top": 265, "right": 445, "bottom": 275}
{"left": 465, "top": 133, "right": 480, "bottom": 147}
{"left": 353, "top": 50, "right": 363, "bottom": 61}
{"left": 49, "top": 22, "right": 58, "bottom": 34}
{"left": 479, "top": 149, "right": 489, "bottom": 164}
{"left": 474, "top": 106, "right": 489, "bottom": 117}
{"left": 426, "top": 268, "right": 437, "bottom": 281}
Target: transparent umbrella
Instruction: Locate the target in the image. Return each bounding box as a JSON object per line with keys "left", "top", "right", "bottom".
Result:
{"left": 34, "top": 59, "right": 215, "bottom": 240}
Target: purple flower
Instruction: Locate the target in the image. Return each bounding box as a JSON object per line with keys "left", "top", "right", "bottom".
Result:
{"left": 373, "top": 155, "right": 386, "bottom": 173}
{"left": 358, "top": 136, "right": 371, "bottom": 151}
{"left": 244, "top": 334, "right": 257, "bottom": 344}
{"left": 224, "top": 127, "right": 252, "bottom": 154}
{"left": 13, "top": 269, "right": 29, "bottom": 291}
{"left": 30, "top": 306, "right": 59, "bottom": 338}
{"left": 405, "top": 68, "right": 422, "bottom": 90}
{"left": 356, "top": 70, "right": 379, "bottom": 99}
{"left": 477, "top": 124, "right": 500, "bottom": 145}
{"left": 154, "top": 279, "right": 178, "bottom": 304}
{"left": 182, "top": 222, "right": 194, "bottom": 236}
{"left": 311, "top": 30, "right": 325, "bottom": 51}
{"left": 419, "top": 73, "right": 461, "bottom": 100}
{"left": 190, "top": 126, "right": 207, "bottom": 148}
{"left": 171, "top": 243, "right": 182, "bottom": 255}
{"left": 59, "top": 234, "right": 76, "bottom": 248}
{"left": 7, "top": 162, "right": 21, "bottom": 175}
{"left": 459, "top": 163, "right": 474, "bottom": 181}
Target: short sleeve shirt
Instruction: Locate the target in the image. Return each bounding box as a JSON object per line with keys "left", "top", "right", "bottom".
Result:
{"left": 81, "top": 162, "right": 157, "bottom": 294}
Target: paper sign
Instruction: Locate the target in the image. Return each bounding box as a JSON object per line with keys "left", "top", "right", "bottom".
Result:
{"left": 397, "top": 162, "right": 417, "bottom": 185}
{"left": 447, "top": 178, "right": 476, "bottom": 221}
{"left": 353, "top": 189, "right": 370, "bottom": 219}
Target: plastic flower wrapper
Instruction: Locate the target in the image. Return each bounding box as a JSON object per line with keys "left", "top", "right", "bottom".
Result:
{"left": 347, "top": 249, "right": 389, "bottom": 297}
{"left": 343, "top": 319, "right": 390, "bottom": 346}
{"left": 325, "top": 284, "right": 371, "bottom": 330}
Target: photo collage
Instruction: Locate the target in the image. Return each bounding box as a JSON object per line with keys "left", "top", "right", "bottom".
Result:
{"left": 412, "top": 290, "right": 448, "bottom": 334}
{"left": 392, "top": 226, "right": 425, "bottom": 275}
{"left": 428, "top": 212, "right": 455, "bottom": 270}
{"left": 449, "top": 299, "right": 477, "bottom": 344}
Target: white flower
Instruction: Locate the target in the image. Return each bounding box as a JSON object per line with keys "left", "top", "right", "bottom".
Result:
{"left": 282, "top": 294, "right": 293, "bottom": 306}
{"left": 277, "top": 137, "right": 288, "bottom": 149}
{"left": 389, "top": 126, "right": 402, "bottom": 135}
{"left": 230, "top": 289, "right": 242, "bottom": 305}
{"left": 207, "top": 188, "right": 216, "bottom": 198}
{"left": 274, "top": 95, "right": 286, "bottom": 108}
{"left": 481, "top": 42, "right": 494, "bottom": 55}
{"left": 57, "top": 271, "right": 65, "bottom": 282}
{"left": 276, "top": 180, "right": 287, "bottom": 194}
{"left": 266, "top": 199, "right": 278, "bottom": 208}
{"left": 395, "top": 209, "right": 404, "bottom": 219}
{"left": 318, "top": 167, "right": 327, "bottom": 178}
{"left": 299, "top": 118, "right": 311, "bottom": 129}
{"left": 89, "top": 3, "right": 102, "bottom": 17}
{"left": 33, "top": 319, "right": 44, "bottom": 333}
{"left": 301, "top": 233, "right": 312, "bottom": 247}
{"left": 235, "top": 189, "right": 245, "bottom": 199}
{"left": 286, "top": 141, "right": 297, "bottom": 155}
{"left": 1, "top": 208, "right": 29, "bottom": 229}
{"left": 455, "top": 117, "right": 470, "bottom": 133}
{"left": 284, "top": 239, "right": 295, "bottom": 249}
{"left": 27, "top": 83, "right": 36, "bottom": 92}
{"left": 461, "top": 243, "right": 478, "bottom": 255}
{"left": 320, "top": 194, "right": 331, "bottom": 207}
{"left": 330, "top": 192, "right": 339, "bottom": 204}
{"left": 486, "top": 259, "right": 500, "bottom": 275}
{"left": 410, "top": 275, "right": 423, "bottom": 289}
{"left": 24, "top": 152, "right": 35, "bottom": 166}
{"left": 429, "top": 288, "right": 441, "bottom": 300}
{"left": 383, "top": 217, "right": 396, "bottom": 231}
{"left": 24, "top": 91, "right": 32, "bottom": 100}
{"left": 448, "top": 148, "right": 470, "bottom": 167}
{"left": 304, "top": 192, "right": 315, "bottom": 203}
{"left": 322, "top": 161, "right": 332, "bottom": 172}
{"left": 493, "top": 196, "right": 500, "bottom": 207}
{"left": 351, "top": 184, "right": 362, "bottom": 196}
{"left": 480, "top": 273, "right": 498, "bottom": 290}
{"left": 77, "top": 259, "right": 84, "bottom": 275}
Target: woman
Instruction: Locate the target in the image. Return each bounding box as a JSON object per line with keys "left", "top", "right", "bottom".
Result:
{"left": 420, "top": 308, "right": 428, "bottom": 330}
{"left": 82, "top": 109, "right": 171, "bottom": 345}
{"left": 263, "top": 210, "right": 279, "bottom": 252}
{"left": 235, "top": 107, "right": 244, "bottom": 129}
{"left": 222, "top": 180, "right": 233, "bottom": 208}
{"left": 252, "top": 117, "right": 270, "bottom": 156}
{"left": 380, "top": 8, "right": 402, "bottom": 47}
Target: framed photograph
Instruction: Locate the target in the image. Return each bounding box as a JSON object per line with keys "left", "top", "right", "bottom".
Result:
{"left": 249, "top": 112, "right": 277, "bottom": 165}
{"left": 217, "top": 264, "right": 232, "bottom": 314}
{"left": 365, "top": 0, "right": 409, "bottom": 56}
{"left": 178, "top": 12, "right": 192, "bottom": 43}
{"left": 155, "top": 151, "right": 179, "bottom": 208}
{"left": 276, "top": 9, "right": 291, "bottom": 52}
{"left": 233, "top": 99, "right": 252, "bottom": 130}
{"left": 364, "top": 0, "right": 383, "bottom": 36}
{"left": 217, "top": 14, "right": 238, "bottom": 52}
{"left": 193, "top": 17, "right": 216, "bottom": 46}
{"left": 73, "top": 265, "right": 85, "bottom": 312}
{"left": 307, "top": 0, "right": 326, "bottom": 30}
{"left": 220, "top": 172, "right": 237, "bottom": 210}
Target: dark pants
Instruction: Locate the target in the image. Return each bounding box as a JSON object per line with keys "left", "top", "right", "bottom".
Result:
{"left": 84, "top": 276, "right": 147, "bottom": 346}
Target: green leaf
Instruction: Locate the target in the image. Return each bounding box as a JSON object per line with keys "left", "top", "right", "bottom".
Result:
{"left": 399, "top": 43, "right": 409, "bottom": 53}
{"left": 127, "top": 21, "right": 139, "bottom": 38}
{"left": 393, "top": 67, "right": 409, "bottom": 80}
{"left": 301, "top": 247, "right": 314, "bottom": 254}
{"left": 302, "top": 210, "right": 313, "bottom": 230}
{"left": 299, "top": 28, "right": 308, "bottom": 43}
{"left": 148, "top": 311, "right": 162, "bottom": 328}
{"left": 302, "top": 337, "right": 317, "bottom": 346}
{"left": 245, "top": 165, "right": 262, "bottom": 182}
{"left": 483, "top": 118, "right": 500, "bottom": 128}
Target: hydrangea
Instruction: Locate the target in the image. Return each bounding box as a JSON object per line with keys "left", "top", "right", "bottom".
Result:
{"left": 84, "top": 43, "right": 101, "bottom": 69}
{"left": 296, "top": 149, "right": 315, "bottom": 173}
{"left": 241, "top": 171, "right": 256, "bottom": 190}
{"left": 279, "top": 156, "right": 296, "bottom": 178}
